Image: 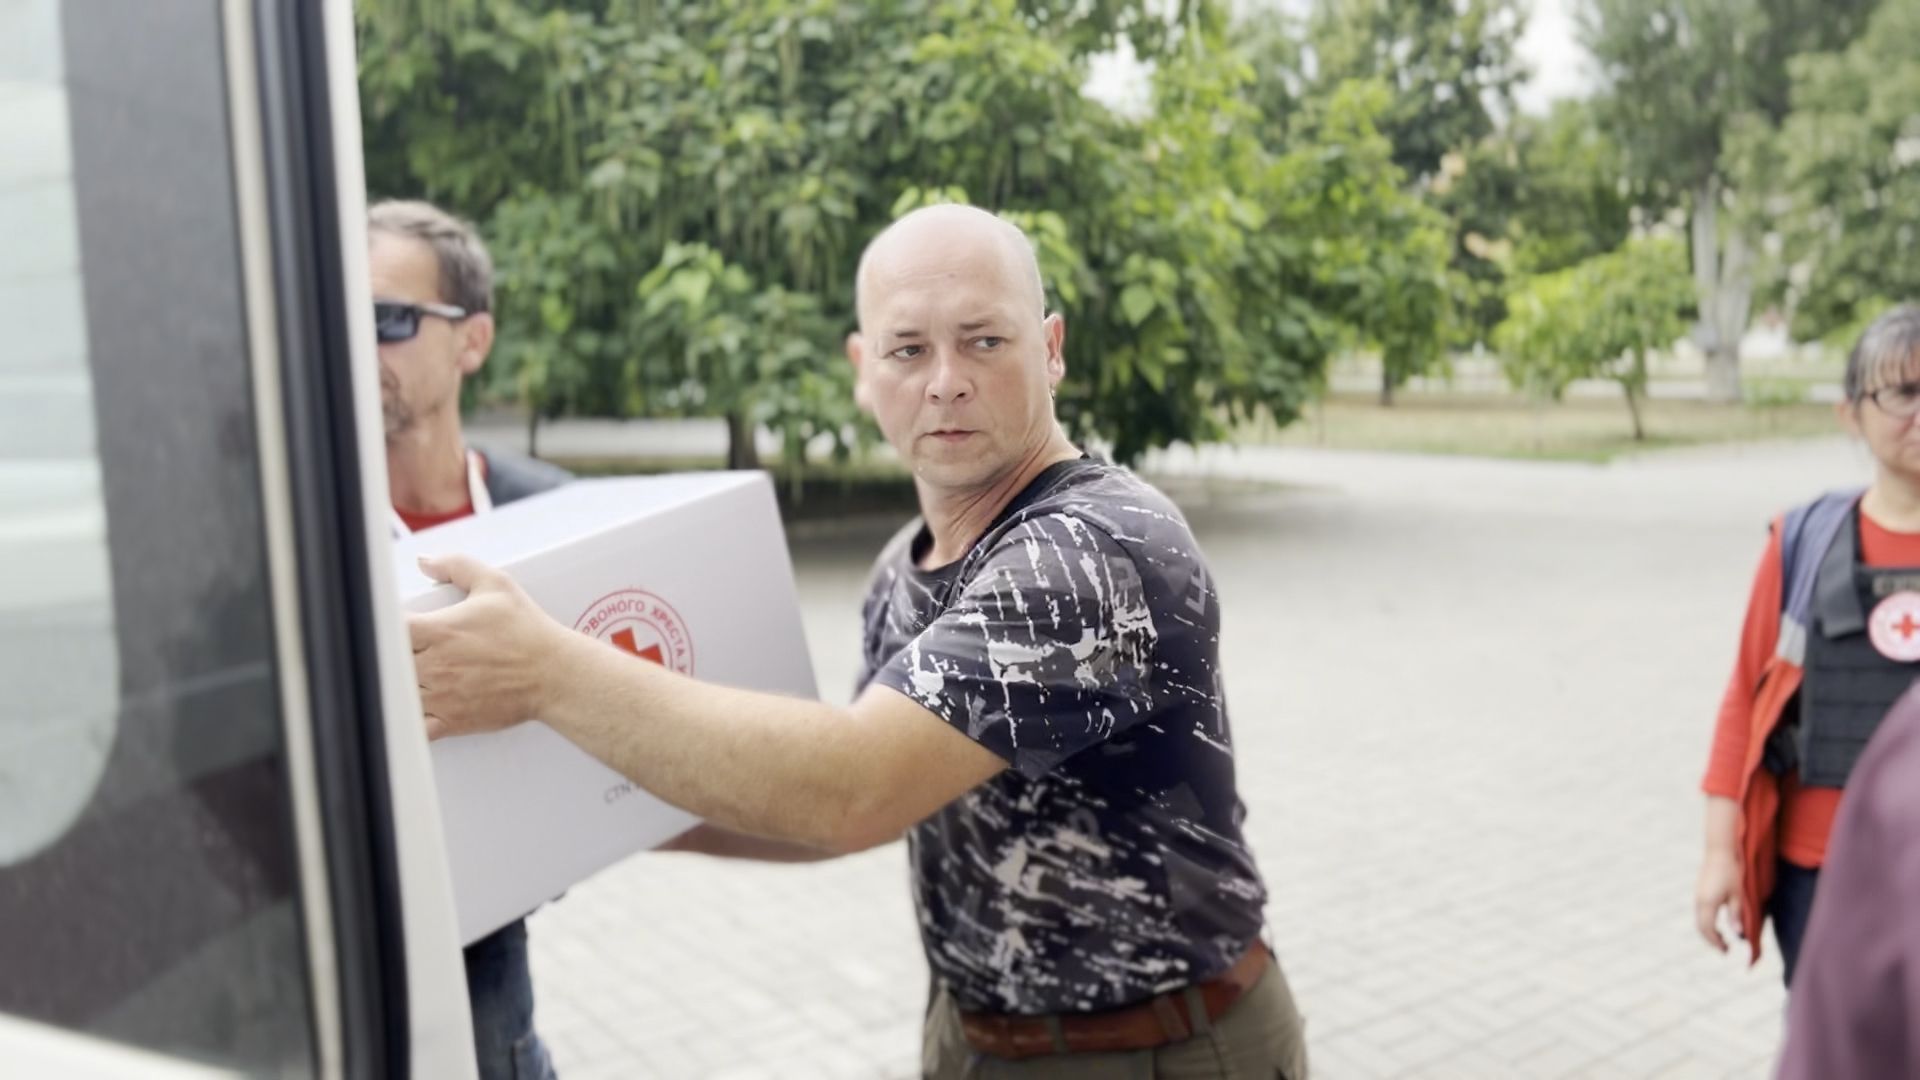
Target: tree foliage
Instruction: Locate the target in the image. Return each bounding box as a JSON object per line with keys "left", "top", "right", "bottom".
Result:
{"left": 1427, "top": 99, "right": 1635, "bottom": 343}
{"left": 357, "top": 0, "right": 1833, "bottom": 453}
{"left": 1237, "top": 7, "right": 1470, "bottom": 398}
{"left": 1753, "top": 0, "right": 1920, "bottom": 342}
{"left": 1495, "top": 235, "right": 1693, "bottom": 438}
{"left": 1304, "top": 0, "right": 1528, "bottom": 184}
{"left": 357, "top": 0, "right": 1469, "bottom": 464}
{"left": 1290, "top": 81, "right": 1457, "bottom": 404}
{"left": 1578, "top": 0, "right": 1879, "bottom": 399}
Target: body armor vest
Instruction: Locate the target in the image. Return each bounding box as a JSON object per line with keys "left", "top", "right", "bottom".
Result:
{"left": 1798, "top": 507, "right": 1920, "bottom": 787}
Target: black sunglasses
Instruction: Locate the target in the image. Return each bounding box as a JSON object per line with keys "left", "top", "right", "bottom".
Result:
{"left": 373, "top": 299, "right": 468, "bottom": 343}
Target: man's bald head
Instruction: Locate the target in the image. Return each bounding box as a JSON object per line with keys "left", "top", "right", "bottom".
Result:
{"left": 844, "top": 202, "right": 1071, "bottom": 495}
{"left": 855, "top": 205, "right": 1046, "bottom": 333}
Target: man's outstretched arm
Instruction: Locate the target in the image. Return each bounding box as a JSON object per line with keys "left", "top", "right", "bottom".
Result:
{"left": 409, "top": 553, "right": 1004, "bottom": 855}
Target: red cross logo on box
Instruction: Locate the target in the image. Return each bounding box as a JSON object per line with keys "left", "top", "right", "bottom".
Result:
{"left": 573, "top": 588, "right": 695, "bottom": 675}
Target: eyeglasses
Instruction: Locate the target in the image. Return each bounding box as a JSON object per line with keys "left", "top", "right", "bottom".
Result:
{"left": 1868, "top": 382, "right": 1920, "bottom": 418}
{"left": 373, "top": 299, "right": 468, "bottom": 344}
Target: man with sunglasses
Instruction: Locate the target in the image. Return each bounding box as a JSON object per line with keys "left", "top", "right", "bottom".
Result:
{"left": 369, "top": 199, "right": 567, "bottom": 1080}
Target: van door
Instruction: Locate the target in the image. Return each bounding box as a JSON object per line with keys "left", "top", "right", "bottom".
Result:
{"left": 0, "top": 1, "right": 471, "bottom": 1075}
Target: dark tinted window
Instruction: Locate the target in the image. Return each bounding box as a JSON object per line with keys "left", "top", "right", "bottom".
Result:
{"left": 0, "top": 1, "right": 316, "bottom": 1071}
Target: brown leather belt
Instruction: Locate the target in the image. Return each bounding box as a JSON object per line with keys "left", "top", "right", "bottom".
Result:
{"left": 957, "top": 942, "right": 1272, "bottom": 1060}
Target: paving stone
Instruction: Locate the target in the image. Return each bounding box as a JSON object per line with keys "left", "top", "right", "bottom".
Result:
{"left": 526, "top": 438, "right": 1859, "bottom": 1076}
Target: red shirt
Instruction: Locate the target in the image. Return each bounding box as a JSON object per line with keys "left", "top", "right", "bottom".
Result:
{"left": 394, "top": 502, "right": 475, "bottom": 534}
{"left": 1704, "top": 509, "right": 1920, "bottom": 867}
{"left": 393, "top": 452, "right": 486, "bottom": 535}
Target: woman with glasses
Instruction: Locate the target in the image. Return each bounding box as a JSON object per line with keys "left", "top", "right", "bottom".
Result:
{"left": 1695, "top": 304, "right": 1920, "bottom": 988}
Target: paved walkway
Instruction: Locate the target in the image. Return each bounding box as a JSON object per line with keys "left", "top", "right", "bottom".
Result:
{"left": 522, "top": 436, "right": 1869, "bottom": 1078}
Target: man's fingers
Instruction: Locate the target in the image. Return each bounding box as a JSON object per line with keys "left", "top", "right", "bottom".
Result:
{"left": 407, "top": 611, "right": 445, "bottom": 654}
{"left": 419, "top": 552, "right": 500, "bottom": 594}
{"left": 423, "top": 711, "right": 449, "bottom": 741}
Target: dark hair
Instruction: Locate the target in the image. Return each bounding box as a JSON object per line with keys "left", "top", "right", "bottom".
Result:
{"left": 1845, "top": 304, "right": 1920, "bottom": 403}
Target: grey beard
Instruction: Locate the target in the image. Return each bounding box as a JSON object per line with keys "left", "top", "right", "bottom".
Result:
{"left": 380, "top": 370, "right": 413, "bottom": 436}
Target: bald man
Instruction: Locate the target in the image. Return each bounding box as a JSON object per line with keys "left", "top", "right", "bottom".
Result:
{"left": 409, "top": 204, "right": 1309, "bottom": 1075}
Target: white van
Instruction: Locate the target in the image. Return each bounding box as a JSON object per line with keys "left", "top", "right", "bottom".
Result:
{"left": 3, "top": 1, "right": 477, "bottom": 1075}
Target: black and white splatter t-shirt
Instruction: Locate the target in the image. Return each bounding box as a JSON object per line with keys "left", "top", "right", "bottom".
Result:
{"left": 857, "top": 456, "right": 1267, "bottom": 1015}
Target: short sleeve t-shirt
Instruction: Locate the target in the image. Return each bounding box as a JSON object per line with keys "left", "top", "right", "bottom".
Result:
{"left": 858, "top": 457, "right": 1267, "bottom": 1015}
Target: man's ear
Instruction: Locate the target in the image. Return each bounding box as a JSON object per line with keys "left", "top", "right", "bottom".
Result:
{"left": 1042, "top": 313, "right": 1066, "bottom": 386}
{"left": 457, "top": 312, "right": 495, "bottom": 377}
{"left": 847, "top": 331, "right": 873, "bottom": 414}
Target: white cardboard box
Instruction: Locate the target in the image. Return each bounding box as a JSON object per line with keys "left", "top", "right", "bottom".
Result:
{"left": 391, "top": 471, "right": 817, "bottom": 944}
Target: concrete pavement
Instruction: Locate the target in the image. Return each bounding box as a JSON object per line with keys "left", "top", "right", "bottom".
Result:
{"left": 524, "top": 435, "right": 1868, "bottom": 1078}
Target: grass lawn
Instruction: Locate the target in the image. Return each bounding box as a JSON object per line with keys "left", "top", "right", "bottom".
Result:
{"left": 541, "top": 390, "right": 1843, "bottom": 520}
{"left": 1238, "top": 393, "right": 1842, "bottom": 463}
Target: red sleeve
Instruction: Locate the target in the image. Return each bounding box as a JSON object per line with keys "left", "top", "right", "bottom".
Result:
{"left": 1702, "top": 528, "right": 1784, "bottom": 798}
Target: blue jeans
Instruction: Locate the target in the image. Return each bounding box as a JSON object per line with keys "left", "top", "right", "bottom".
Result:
{"left": 1769, "top": 859, "right": 1821, "bottom": 989}
{"left": 463, "top": 919, "right": 557, "bottom": 1080}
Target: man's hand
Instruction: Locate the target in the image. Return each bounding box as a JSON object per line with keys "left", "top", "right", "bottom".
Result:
{"left": 408, "top": 553, "right": 573, "bottom": 740}
{"left": 406, "top": 555, "right": 1007, "bottom": 851}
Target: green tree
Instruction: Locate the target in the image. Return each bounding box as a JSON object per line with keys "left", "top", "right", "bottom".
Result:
{"left": 481, "top": 193, "right": 626, "bottom": 455}
{"left": 358, "top": 0, "right": 1127, "bottom": 463}
{"left": 1289, "top": 80, "right": 1457, "bottom": 405}
{"left": 1289, "top": 0, "right": 1522, "bottom": 373}
{"left": 1495, "top": 235, "right": 1694, "bottom": 438}
{"left": 1304, "top": 0, "right": 1528, "bottom": 183}
{"left": 1756, "top": 0, "right": 1920, "bottom": 342}
{"left": 1236, "top": 10, "right": 1309, "bottom": 137}
{"left": 1427, "top": 98, "right": 1635, "bottom": 341}
{"left": 1493, "top": 263, "right": 1583, "bottom": 400}
{"left": 1580, "top": 0, "right": 1879, "bottom": 401}
{"left": 1505, "top": 100, "right": 1635, "bottom": 276}
{"left": 1425, "top": 134, "right": 1521, "bottom": 344}
{"left": 1018, "top": 13, "right": 1345, "bottom": 460}
{"left": 360, "top": 0, "right": 1428, "bottom": 467}
{"left": 631, "top": 244, "right": 850, "bottom": 474}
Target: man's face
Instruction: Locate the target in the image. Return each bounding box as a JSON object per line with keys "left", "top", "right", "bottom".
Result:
{"left": 367, "top": 230, "right": 485, "bottom": 438}
{"left": 853, "top": 237, "right": 1065, "bottom": 493}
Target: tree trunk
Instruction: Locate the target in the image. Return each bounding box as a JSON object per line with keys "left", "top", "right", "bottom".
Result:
{"left": 1710, "top": 225, "right": 1753, "bottom": 402}
{"left": 1530, "top": 387, "right": 1546, "bottom": 456}
{"left": 725, "top": 409, "right": 760, "bottom": 471}
{"left": 525, "top": 409, "right": 540, "bottom": 459}
{"left": 1623, "top": 349, "right": 1647, "bottom": 442}
{"left": 1690, "top": 178, "right": 1752, "bottom": 404}
{"left": 1379, "top": 367, "right": 1395, "bottom": 407}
